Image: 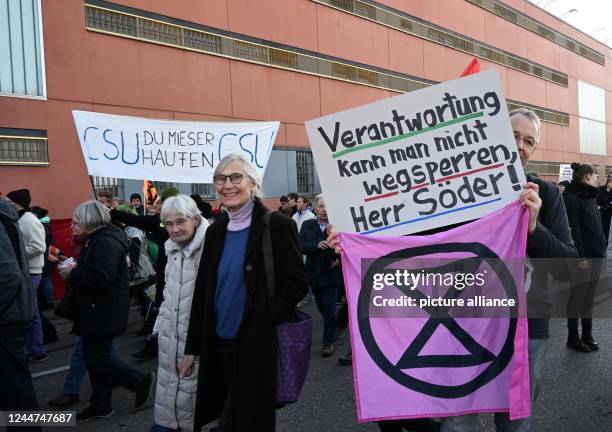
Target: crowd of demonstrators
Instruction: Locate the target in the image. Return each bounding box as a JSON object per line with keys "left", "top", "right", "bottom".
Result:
{"left": 4, "top": 112, "right": 609, "bottom": 431}
{"left": 300, "top": 194, "right": 342, "bottom": 357}
{"left": 57, "top": 200, "right": 154, "bottom": 421}
{"left": 181, "top": 154, "right": 308, "bottom": 432}
{"left": 151, "top": 195, "right": 209, "bottom": 431}
{"left": 563, "top": 163, "right": 607, "bottom": 353}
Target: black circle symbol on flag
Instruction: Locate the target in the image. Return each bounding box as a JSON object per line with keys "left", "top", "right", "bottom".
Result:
{"left": 358, "top": 242, "right": 518, "bottom": 399}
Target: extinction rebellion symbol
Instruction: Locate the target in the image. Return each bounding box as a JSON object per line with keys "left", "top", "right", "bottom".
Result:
{"left": 358, "top": 242, "right": 518, "bottom": 399}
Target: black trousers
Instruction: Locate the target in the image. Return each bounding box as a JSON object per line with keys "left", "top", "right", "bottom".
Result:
{"left": 0, "top": 325, "right": 42, "bottom": 432}
{"left": 567, "top": 259, "right": 604, "bottom": 332}
{"left": 215, "top": 337, "right": 236, "bottom": 432}
{"left": 82, "top": 336, "right": 145, "bottom": 411}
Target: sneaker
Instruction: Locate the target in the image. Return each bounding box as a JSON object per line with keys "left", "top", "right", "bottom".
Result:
{"left": 26, "top": 353, "right": 48, "bottom": 362}
{"left": 322, "top": 345, "right": 335, "bottom": 357}
{"left": 134, "top": 372, "right": 155, "bottom": 409}
{"left": 338, "top": 348, "right": 352, "bottom": 366}
{"left": 76, "top": 406, "right": 114, "bottom": 422}
{"left": 48, "top": 393, "right": 79, "bottom": 409}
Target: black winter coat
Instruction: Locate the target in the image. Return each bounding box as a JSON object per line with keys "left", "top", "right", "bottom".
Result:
{"left": 299, "top": 218, "right": 341, "bottom": 288}
{"left": 0, "top": 199, "right": 34, "bottom": 326}
{"left": 68, "top": 224, "right": 130, "bottom": 337}
{"left": 563, "top": 181, "right": 606, "bottom": 259}
{"left": 185, "top": 199, "right": 308, "bottom": 432}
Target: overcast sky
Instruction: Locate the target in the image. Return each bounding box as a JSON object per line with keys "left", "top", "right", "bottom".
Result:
{"left": 527, "top": 0, "right": 612, "bottom": 47}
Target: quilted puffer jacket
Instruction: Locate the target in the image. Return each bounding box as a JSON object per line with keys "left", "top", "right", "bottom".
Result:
{"left": 153, "top": 216, "right": 208, "bottom": 430}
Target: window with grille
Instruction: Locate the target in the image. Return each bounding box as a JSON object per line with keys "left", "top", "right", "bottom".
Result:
{"left": 191, "top": 183, "right": 216, "bottom": 198}
{"left": 0, "top": 0, "right": 45, "bottom": 97}
{"left": 93, "top": 176, "right": 122, "bottom": 198}
{"left": 233, "top": 40, "right": 268, "bottom": 63}
{"left": 296, "top": 151, "right": 315, "bottom": 194}
{"left": 0, "top": 136, "right": 48, "bottom": 165}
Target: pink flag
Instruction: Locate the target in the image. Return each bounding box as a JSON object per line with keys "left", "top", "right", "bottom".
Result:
{"left": 340, "top": 201, "right": 530, "bottom": 422}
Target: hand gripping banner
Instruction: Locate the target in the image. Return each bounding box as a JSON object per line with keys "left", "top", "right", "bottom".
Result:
{"left": 340, "top": 201, "right": 530, "bottom": 422}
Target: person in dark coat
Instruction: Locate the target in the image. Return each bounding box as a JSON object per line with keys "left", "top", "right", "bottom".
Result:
{"left": 563, "top": 163, "right": 607, "bottom": 352}
{"left": 0, "top": 198, "right": 41, "bottom": 427}
{"left": 596, "top": 172, "right": 612, "bottom": 243}
{"left": 58, "top": 200, "right": 154, "bottom": 421}
{"left": 181, "top": 154, "right": 308, "bottom": 432}
{"left": 300, "top": 194, "right": 341, "bottom": 357}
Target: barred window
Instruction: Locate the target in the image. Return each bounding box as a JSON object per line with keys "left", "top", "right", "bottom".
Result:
{"left": 0, "top": 136, "right": 48, "bottom": 165}
{"left": 184, "top": 29, "right": 221, "bottom": 53}
{"left": 0, "top": 0, "right": 45, "bottom": 97}
{"left": 233, "top": 40, "right": 268, "bottom": 63}
{"left": 93, "top": 176, "right": 122, "bottom": 198}
{"left": 85, "top": 6, "right": 137, "bottom": 37}
{"left": 191, "top": 183, "right": 216, "bottom": 199}
{"left": 296, "top": 151, "right": 315, "bottom": 195}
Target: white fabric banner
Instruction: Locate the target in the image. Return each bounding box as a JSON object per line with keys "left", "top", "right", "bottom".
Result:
{"left": 305, "top": 70, "right": 526, "bottom": 236}
{"left": 72, "top": 111, "right": 280, "bottom": 183}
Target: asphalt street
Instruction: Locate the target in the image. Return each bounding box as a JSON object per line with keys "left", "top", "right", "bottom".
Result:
{"left": 30, "top": 288, "right": 612, "bottom": 432}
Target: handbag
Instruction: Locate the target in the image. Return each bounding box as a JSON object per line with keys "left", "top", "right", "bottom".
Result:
{"left": 54, "top": 286, "right": 75, "bottom": 321}
{"left": 262, "top": 211, "right": 313, "bottom": 406}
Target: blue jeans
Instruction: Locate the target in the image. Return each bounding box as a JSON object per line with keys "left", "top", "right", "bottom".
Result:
{"left": 40, "top": 275, "right": 54, "bottom": 304}
{"left": 440, "top": 338, "right": 548, "bottom": 432}
{"left": 25, "top": 274, "right": 46, "bottom": 357}
{"left": 63, "top": 336, "right": 120, "bottom": 395}
{"left": 312, "top": 281, "right": 339, "bottom": 346}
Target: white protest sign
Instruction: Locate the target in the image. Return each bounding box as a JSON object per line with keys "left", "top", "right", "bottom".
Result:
{"left": 72, "top": 111, "right": 279, "bottom": 183}
{"left": 559, "top": 164, "right": 572, "bottom": 183}
{"left": 305, "top": 70, "right": 526, "bottom": 236}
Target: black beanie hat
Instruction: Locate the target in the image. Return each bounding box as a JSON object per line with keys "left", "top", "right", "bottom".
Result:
{"left": 7, "top": 189, "right": 31, "bottom": 209}
{"left": 130, "top": 193, "right": 143, "bottom": 201}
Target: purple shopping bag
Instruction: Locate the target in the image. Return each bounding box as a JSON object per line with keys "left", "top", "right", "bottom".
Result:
{"left": 263, "top": 212, "right": 313, "bottom": 406}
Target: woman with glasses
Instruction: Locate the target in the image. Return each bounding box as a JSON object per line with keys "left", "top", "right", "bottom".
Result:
{"left": 181, "top": 153, "right": 308, "bottom": 432}
{"left": 564, "top": 162, "right": 606, "bottom": 352}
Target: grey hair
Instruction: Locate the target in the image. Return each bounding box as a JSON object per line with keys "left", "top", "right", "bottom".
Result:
{"left": 509, "top": 108, "right": 541, "bottom": 143}
{"left": 73, "top": 200, "right": 111, "bottom": 234}
{"left": 160, "top": 195, "right": 200, "bottom": 222}
{"left": 213, "top": 153, "right": 263, "bottom": 199}
{"left": 312, "top": 193, "right": 324, "bottom": 209}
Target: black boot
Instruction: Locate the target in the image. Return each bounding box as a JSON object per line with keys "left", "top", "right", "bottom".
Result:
{"left": 567, "top": 330, "right": 591, "bottom": 353}
{"left": 581, "top": 318, "right": 599, "bottom": 351}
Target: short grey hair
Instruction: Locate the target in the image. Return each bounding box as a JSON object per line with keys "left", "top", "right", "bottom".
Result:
{"left": 73, "top": 200, "right": 111, "bottom": 234}
{"left": 213, "top": 153, "right": 263, "bottom": 199}
{"left": 312, "top": 193, "right": 324, "bottom": 209}
{"left": 160, "top": 195, "right": 200, "bottom": 222}
{"left": 509, "top": 108, "right": 541, "bottom": 143}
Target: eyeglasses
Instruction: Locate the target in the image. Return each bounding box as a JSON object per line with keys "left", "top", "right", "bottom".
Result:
{"left": 513, "top": 132, "right": 537, "bottom": 151}
{"left": 213, "top": 172, "right": 244, "bottom": 186}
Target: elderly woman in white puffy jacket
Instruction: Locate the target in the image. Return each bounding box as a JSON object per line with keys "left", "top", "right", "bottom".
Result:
{"left": 150, "top": 195, "right": 209, "bottom": 432}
